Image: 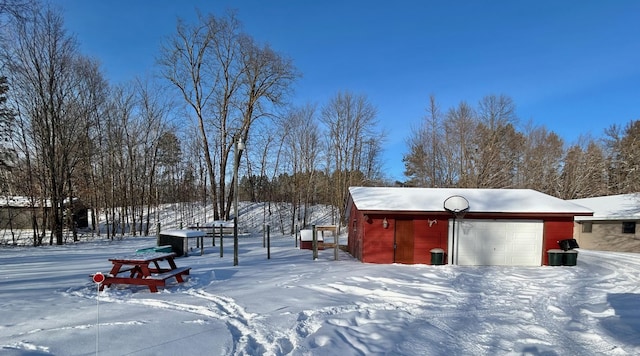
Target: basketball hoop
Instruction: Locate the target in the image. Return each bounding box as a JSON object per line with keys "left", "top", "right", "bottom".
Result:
{"left": 444, "top": 195, "right": 470, "bottom": 266}
{"left": 444, "top": 195, "right": 470, "bottom": 218}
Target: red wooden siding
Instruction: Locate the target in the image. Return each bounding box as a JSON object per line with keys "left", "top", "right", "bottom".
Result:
{"left": 542, "top": 219, "right": 576, "bottom": 265}
{"left": 362, "top": 216, "right": 395, "bottom": 263}
{"left": 412, "top": 216, "right": 449, "bottom": 264}
{"left": 355, "top": 213, "right": 450, "bottom": 264}
{"left": 347, "top": 203, "right": 577, "bottom": 266}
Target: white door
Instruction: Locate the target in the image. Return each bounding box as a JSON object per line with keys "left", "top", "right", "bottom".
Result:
{"left": 451, "top": 219, "right": 543, "bottom": 266}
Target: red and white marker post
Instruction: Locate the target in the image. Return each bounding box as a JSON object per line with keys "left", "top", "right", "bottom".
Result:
{"left": 92, "top": 272, "right": 104, "bottom": 355}
{"left": 92, "top": 272, "right": 105, "bottom": 285}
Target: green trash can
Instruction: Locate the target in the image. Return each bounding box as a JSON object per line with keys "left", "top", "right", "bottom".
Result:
{"left": 563, "top": 250, "right": 578, "bottom": 266}
{"left": 430, "top": 248, "right": 445, "bottom": 265}
{"left": 547, "top": 249, "right": 564, "bottom": 266}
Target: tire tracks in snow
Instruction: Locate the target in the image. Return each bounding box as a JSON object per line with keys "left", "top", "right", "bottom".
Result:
{"left": 477, "top": 266, "right": 624, "bottom": 355}
{"left": 90, "top": 288, "right": 292, "bottom": 356}
{"left": 184, "top": 289, "right": 294, "bottom": 356}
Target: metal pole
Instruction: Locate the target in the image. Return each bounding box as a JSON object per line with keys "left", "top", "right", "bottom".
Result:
{"left": 233, "top": 147, "right": 239, "bottom": 266}
{"left": 452, "top": 216, "right": 456, "bottom": 265}
{"left": 267, "top": 224, "right": 271, "bottom": 259}
{"left": 233, "top": 137, "right": 244, "bottom": 266}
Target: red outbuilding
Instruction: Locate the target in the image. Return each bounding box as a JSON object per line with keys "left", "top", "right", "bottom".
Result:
{"left": 345, "top": 187, "right": 593, "bottom": 266}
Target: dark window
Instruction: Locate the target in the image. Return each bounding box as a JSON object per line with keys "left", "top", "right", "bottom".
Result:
{"left": 622, "top": 222, "right": 636, "bottom": 234}
{"left": 582, "top": 222, "right": 592, "bottom": 233}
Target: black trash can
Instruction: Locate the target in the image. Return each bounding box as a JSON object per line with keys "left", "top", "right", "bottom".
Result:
{"left": 563, "top": 250, "right": 578, "bottom": 266}
{"left": 558, "top": 239, "right": 579, "bottom": 251}
{"left": 430, "top": 248, "right": 445, "bottom": 265}
{"left": 547, "top": 249, "right": 564, "bottom": 266}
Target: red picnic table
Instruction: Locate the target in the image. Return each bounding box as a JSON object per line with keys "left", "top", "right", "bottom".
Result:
{"left": 96, "top": 252, "right": 191, "bottom": 293}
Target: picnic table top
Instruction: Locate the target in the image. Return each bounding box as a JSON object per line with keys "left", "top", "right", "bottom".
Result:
{"left": 109, "top": 252, "right": 176, "bottom": 263}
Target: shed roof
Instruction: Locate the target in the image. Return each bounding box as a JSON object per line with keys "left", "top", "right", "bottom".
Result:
{"left": 570, "top": 193, "right": 640, "bottom": 221}
{"left": 348, "top": 187, "right": 593, "bottom": 215}
{"left": 0, "top": 196, "right": 82, "bottom": 208}
{"left": 159, "top": 229, "right": 207, "bottom": 238}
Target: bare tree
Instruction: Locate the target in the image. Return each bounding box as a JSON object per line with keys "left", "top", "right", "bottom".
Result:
{"left": 0, "top": 0, "right": 33, "bottom": 20}
{"left": 321, "top": 91, "right": 382, "bottom": 224}
{"left": 559, "top": 136, "right": 609, "bottom": 199}
{"left": 158, "top": 13, "right": 231, "bottom": 220}
{"left": 0, "top": 76, "right": 16, "bottom": 170}
{"left": 6, "top": 6, "right": 96, "bottom": 244}
{"left": 472, "top": 95, "right": 522, "bottom": 188}
{"left": 281, "top": 104, "right": 322, "bottom": 230}
{"left": 561, "top": 144, "right": 589, "bottom": 199}
{"left": 223, "top": 34, "right": 297, "bottom": 219}
{"left": 159, "top": 11, "right": 297, "bottom": 221}
{"left": 443, "top": 101, "right": 476, "bottom": 187}
{"left": 131, "top": 79, "right": 174, "bottom": 235}
{"left": 583, "top": 140, "right": 608, "bottom": 197}
{"left": 517, "top": 123, "right": 564, "bottom": 195}
{"left": 403, "top": 95, "right": 445, "bottom": 187}
{"left": 603, "top": 124, "right": 624, "bottom": 194}
{"left": 65, "top": 56, "right": 108, "bottom": 241}
{"left": 606, "top": 120, "right": 640, "bottom": 194}
{"left": 0, "top": 0, "right": 34, "bottom": 41}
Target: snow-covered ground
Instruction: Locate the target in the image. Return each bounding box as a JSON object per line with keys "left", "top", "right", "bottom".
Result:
{"left": 1, "top": 232, "right": 640, "bottom": 356}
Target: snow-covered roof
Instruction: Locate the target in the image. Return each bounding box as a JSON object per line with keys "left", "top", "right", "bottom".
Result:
{"left": 159, "top": 229, "right": 207, "bottom": 238}
{"left": 0, "top": 196, "right": 81, "bottom": 208}
{"left": 0, "top": 196, "right": 41, "bottom": 207}
{"left": 570, "top": 193, "right": 640, "bottom": 221}
{"left": 200, "top": 221, "right": 235, "bottom": 228}
{"left": 348, "top": 187, "right": 593, "bottom": 215}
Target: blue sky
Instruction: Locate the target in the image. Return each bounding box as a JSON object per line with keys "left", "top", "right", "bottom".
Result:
{"left": 57, "top": 0, "right": 640, "bottom": 181}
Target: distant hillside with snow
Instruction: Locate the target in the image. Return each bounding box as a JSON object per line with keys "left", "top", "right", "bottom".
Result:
{"left": 1, "top": 202, "right": 340, "bottom": 246}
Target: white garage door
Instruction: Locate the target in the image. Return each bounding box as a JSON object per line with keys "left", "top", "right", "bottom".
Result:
{"left": 452, "top": 219, "right": 543, "bottom": 266}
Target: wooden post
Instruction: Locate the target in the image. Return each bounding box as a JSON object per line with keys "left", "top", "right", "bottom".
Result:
{"left": 267, "top": 224, "right": 271, "bottom": 259}
{"left": 334, "top": 227, "right": 338, "bottom": 261}
{"left": 220, "top": 233, "right": 224, "bottom": 258}
{"left": 312, "top": 224, "right": 318, "bottom": 260}
{"left": 295, "top": 224, "right": 298, "bottom": 248}
{"left": 183, "top": 235, "right": 189, "bottom": 257}
{"left": 200, "top": 235, "right": 204, "bottom": 256}
{"left": 156, "top": 223, "right": 161, "bottom": 246}
{"left": 195, "top": 222, "right": 200, "bottom": 248}
{"left": 211, "top": 225, "right": 216, "bottom": 246}
{"left": 263, "top": 224, "right": 266, "bottom": 248}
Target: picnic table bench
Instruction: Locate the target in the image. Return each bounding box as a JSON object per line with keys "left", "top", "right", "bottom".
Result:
{"left": 94, "top": 252, "right": 191, "bottom": 293}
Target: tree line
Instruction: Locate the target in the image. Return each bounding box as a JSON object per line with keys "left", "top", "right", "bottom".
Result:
{"left": 403, "top": 94, "right": 640, "bottom": 198}
{"left": 0, "top": 4, "right": 637, "bottom": 246}
{"left": 0, "top": 5, "right": 383, "bottom": 245}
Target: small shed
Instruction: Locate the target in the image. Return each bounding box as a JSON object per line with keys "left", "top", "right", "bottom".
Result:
{"left": 299, "top": 229, "right": 323, "bottom": 250}
{"left": 0, "top": 196, "right": 89, "bottom": 230}
{"left": 571, "top": 193, "right": 640, "bottom": 252}
{"left": 158, "top": 229, "right": 207, "bottom": 257}
{"left": 346, "top": 187, "right": 593, "bottom": 266}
